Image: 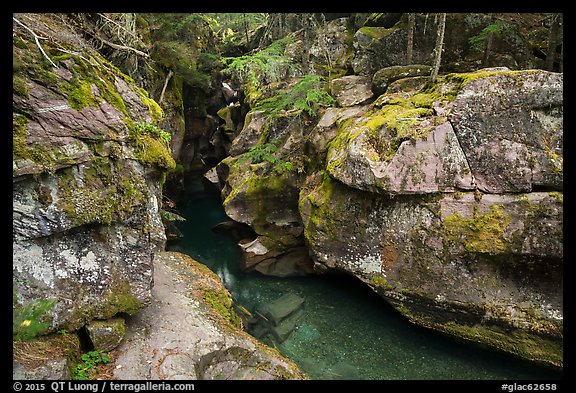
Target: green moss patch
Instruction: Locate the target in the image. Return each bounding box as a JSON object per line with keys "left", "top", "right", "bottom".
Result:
{"left": 175, "top": 253, "right": 243, "bottom": 330}
{"left": 369, "top": 275, "right": 394, "bottom": 291}
{"left": 198, "top": 287, "right": 243, "bottom": 329}
{"left": 56, "top": 158, "right": 149, "bottom": 227}
{"left": 13, "top": 114, "right": 83, "bottom": 173}
{"left": 13, "top": 297, "right": 57, "bottom": 341}
{"left": 129, "top": 129, "right": 176, "bottom": 170}
{"left": 101, "top": 282, "right": 143, "bottom": 317}
{"left": 299, "top": 172, "right": 343, "bottom": 248}
{"left": 439, "top": 321, "right": 563, "bottom": 368}
{"left": 443, "top": 204, "right": 512, "bottom": 254}
{"left": 357, "top": 26, "right": 396, "bottom": 41}
{"left": 389, "top": 296, "right": 562, "bottom": 368}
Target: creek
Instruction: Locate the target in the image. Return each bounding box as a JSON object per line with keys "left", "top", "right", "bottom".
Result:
{"left": 166, "top": 179, "right": 561, "bottom": 380}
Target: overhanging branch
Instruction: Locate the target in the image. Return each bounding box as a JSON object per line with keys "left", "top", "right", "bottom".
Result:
{"left": 13, "top": 16, "right": 58, "bottom": 68}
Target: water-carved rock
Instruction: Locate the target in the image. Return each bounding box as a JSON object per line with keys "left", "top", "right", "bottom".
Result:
{"left": 223, "top": 66, "right": 563, "bottom": 368}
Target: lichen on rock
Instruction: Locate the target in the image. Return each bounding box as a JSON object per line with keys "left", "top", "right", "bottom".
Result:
{"left": 221, "top": 54, "right": 563, "bottom": 367}
{"left": 13, "top": 14, "right": 173, "bottom": 336}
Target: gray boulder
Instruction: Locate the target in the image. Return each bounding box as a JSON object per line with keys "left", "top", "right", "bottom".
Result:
{"left": 329, "top": 75, "right": 374, "bottom": 107}
{"left": 449, "top": 69, "right": 563, "bottom": 193}
{"left": 13, "top": 358, "right": 71, "bottom": 380}
{"left": 372, "top": 64, "right": 432, "bottom": 96}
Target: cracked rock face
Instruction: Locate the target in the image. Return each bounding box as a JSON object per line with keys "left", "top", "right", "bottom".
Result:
{"left": 448, "top": 70, "right": 563, "bottom": 193}
{"left": 300, "top": 69, "right": 563, "bottom": 367}
{"left": 13, "top": 14, "right": 171, "bottom": 334}
{"left": 222, "top": 68, "right": 563, "bottom": 368}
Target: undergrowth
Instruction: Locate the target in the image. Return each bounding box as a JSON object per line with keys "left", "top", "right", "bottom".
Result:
{"left": 254, "top": 74, "right": 335, "bottom": 117}
{"left": 223, "top": 37, "right": 296, "bottom": 87}
{"left": 237, "top": 139, "right": 294, "bottom": 173}
{"left": 73, "top": 350, "right": 111, "bottom": 380}
{"left": 13, "top": 291, "right": 56, "bottom": 341}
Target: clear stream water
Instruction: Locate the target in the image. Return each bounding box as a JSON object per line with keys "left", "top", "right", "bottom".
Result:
{"left": 166, "top": 180, "right": 562, "bottom": 380}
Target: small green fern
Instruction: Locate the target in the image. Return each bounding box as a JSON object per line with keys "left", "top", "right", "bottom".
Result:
{"left": 254, "top": 74, "right": 335, "bottom": 117}
{"left": 238, "top": 139, "right": 294, "bottom": 174}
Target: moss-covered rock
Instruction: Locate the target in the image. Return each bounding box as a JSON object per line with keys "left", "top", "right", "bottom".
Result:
{"left": 371, "top": 64, "right": 432, "bottom": 96}
{"left": 329, "top": 75, "right": 373, "bottom": 107}
{"left": 13, "top": 14, "right": 170, "bottom": 336}
{"left": 448, "top": 69, "right": 563, "bottom": 193}
{"left": 218, "top": 101, "right": 315, "bottom": 276}
{"left": 219, "top": 15, "right": 563, "bottom": 372}
{"left": 307, "top": 17, "right": 354, "bottom": 78}
{"left": 325, "top": 68, "right": 562, "bottom": 196}
{"left": 299, "top": 173, "right": 563, "bottom": 367}
{"left": 112, "top": 251, "right": 306, "bottom": 380}
{"left": 86, "top": 317, "right": 126, "bottom": 352}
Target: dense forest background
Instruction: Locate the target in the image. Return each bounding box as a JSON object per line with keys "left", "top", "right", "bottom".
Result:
{"left": 47, "top": 13, "right": 562, "bottom": 91}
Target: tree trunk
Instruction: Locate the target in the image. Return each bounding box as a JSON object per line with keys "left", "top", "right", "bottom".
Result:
{"left": 482, "top": 13, "right": 494, "bottom": 67}
{"left": 242, "top": 13, "right": 250, "bottom": 44}
{"left": 158, "top": 70, "right": 174, "bottom": 105}
{"left": 430, "top": 13, "right": 446, "bottom": 82}
{"left": 559, "top": 42, "right": 563, "bottom": 73}
{"left": 545, "top": 13, "right": 560, "bottom": 71}
{"left": 406, "top": 13, "right": 415, "bottom": 65}
{"left": 301, "top": 13, "right": 315, "bottom": 74}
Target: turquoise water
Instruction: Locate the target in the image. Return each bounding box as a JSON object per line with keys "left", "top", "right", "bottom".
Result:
{"left": 166, "top": 181, "right": 562, "bottom": 380}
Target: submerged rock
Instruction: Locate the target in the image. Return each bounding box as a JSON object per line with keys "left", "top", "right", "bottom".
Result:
{"left": 112, "top": 252, "right": 305, "bottom": 380}
{"left": 248, "top": 293, "right": 306, "bottom": 344}
{"left": 257, "top": 293, "right": 305, "bottom": 326}
{"left": 222, "top": 65, "right": 563, "bottom": 368}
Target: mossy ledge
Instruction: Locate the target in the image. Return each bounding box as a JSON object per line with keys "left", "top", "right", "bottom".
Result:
{"left": 13, "top": 26, "right": 175, "bottom": 175}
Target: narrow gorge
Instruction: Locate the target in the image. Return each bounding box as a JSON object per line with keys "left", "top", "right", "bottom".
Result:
{"left": 13, "top": 13, "right": 563, "bottom": 381}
